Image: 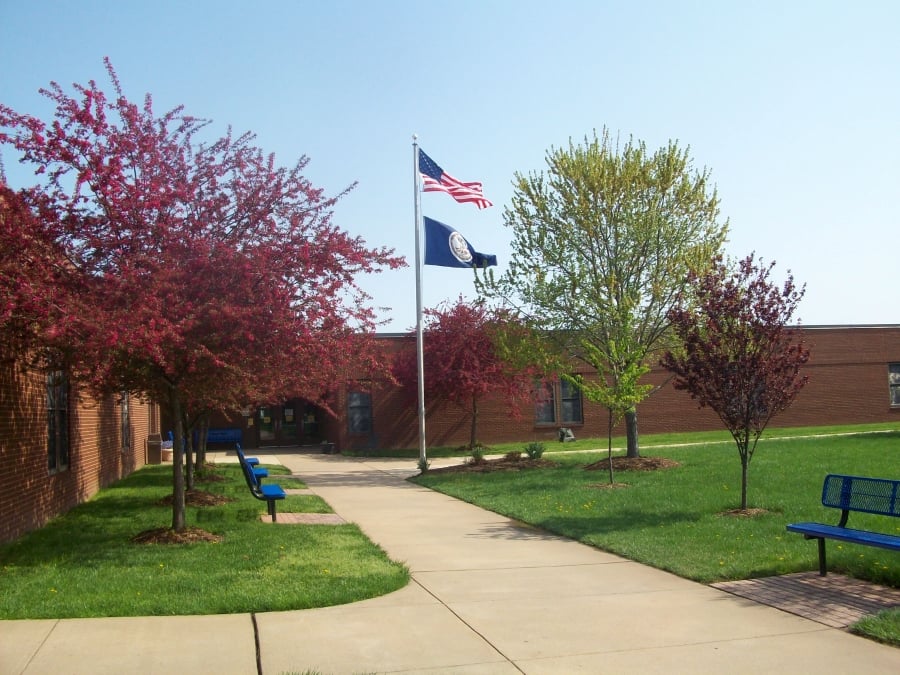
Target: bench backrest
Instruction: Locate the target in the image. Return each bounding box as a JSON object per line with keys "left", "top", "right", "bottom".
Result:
{"left": 822, "top": 474, "right": 900, "bottom": 518}
{"left": 235, "top": 444, "right": 262, "bottom": 494}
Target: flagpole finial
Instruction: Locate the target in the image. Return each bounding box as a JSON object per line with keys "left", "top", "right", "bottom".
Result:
{"left": 412, "top": 133, "right": 418, "bottom": 143}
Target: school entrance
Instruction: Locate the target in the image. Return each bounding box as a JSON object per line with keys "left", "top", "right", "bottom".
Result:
{"left": 256, "top": 398, "right": 323, "bottom": 446}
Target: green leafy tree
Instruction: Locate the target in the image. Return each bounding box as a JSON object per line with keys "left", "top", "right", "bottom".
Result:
{"left": 478, "top": 128, "right": 728, "bottom": 457}
{"left": 661, "top": 254, "right": 810, "bottom": 510}
{"left": 578, "top": 326, "right": 652, "bottom": 484}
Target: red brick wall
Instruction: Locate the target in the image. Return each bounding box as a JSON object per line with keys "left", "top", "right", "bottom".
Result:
{"left": 153, "top": 326, "right": 900, "bottom": 455}
{"left": 335, "top": 326, "right": 900, "bottom": 451}
{"left": 0, "top": 360, "right": 157, "bottom": 544}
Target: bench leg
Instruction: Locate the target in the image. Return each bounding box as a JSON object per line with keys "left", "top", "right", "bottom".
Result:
{"left": 268, "top": 500, "right": 277, "bottom": 522}
{"left": 817, "top": 537, "right": 827, "bottom": 576}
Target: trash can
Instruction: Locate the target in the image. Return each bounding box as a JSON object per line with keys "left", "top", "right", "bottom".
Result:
{"left": 146, "top": 433, "right": 162, "bottom": 464}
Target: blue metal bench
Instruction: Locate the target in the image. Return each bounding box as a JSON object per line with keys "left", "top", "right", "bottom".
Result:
{"left": 236, "top": 445, "right": 285, "bottom": 522}
{"left": 786, "top": 474, "right": 900, "bottom": 576}
{"left": 235, "top": 443, "right": 268, "bottom": 482}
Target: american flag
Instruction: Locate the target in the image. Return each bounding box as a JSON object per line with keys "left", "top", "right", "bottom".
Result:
{"left": 418, "top": 149, "right": 493, "bottom": 210}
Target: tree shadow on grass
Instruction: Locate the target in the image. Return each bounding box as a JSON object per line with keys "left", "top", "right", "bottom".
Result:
{"left": 840, "top": 430, "right": 900, "bottom": 443}
{"left": 538, "top": 507, "right": 704, "bottom": 542}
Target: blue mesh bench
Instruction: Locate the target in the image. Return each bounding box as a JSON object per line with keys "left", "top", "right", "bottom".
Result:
{"left": 236, "top": 444, "right": 285, "bottom": 522}
{"left": 786, "top": 474, "right": 900, "bottom": 576}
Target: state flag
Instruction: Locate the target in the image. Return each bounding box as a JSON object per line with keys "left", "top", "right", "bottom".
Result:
{"left": 424, "top": 216, "right": 497, "bottom": 269}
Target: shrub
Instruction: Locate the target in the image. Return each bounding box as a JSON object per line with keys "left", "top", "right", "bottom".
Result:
{"left": 469, "top": 444, "right": 489, "bottom": 465}
{"left": 524, "top": 442, "right": 545, "bottom": 460}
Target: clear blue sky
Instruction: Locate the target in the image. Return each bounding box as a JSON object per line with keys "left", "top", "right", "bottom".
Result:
{"left": 2, "top": 1, "right": 898, "bottom": 330}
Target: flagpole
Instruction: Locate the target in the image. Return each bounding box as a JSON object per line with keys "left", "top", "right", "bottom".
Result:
{"left": 412, "top": 135, "right": 427, "bottom": 468}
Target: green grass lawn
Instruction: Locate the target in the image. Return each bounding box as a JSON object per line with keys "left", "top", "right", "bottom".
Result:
{"left": 0, "top": 464, "right": 408, "bottom": 619}
{"left": 411, "top": 426, "right": 900, "bottom": 644}
{"left": 350, "top": 421, "right": 900, "bottom": 459}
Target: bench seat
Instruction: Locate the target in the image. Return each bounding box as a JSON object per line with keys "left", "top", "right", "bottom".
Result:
{"left": 787, "top": 473, "right": 900, "bottom": 576}
{"left": 786, "top": 522, "right": 900, "bottom": 551}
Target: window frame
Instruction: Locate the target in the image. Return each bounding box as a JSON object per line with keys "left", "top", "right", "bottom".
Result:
{"left": 890, "top": 363, "right": 900, "bottom": 407}
{"left": 120, "top": 391, "right": 132, "bottom": 452}
{"left": 347, "top": 390, "right": 373, "bottom": 435}
{"left": 534, "top": 381, "right": 556, "bottom": 424}
{"left": 534, "top": 378, "right": 584, "bottom": 426}
{"left": 559, "top": 378, "right": 584, "bottom": 424}
{"left": 47, "top": 370, "right": 70, "bottom": 474}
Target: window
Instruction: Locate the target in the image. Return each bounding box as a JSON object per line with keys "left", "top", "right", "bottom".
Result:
{"left": 348, "top": 391, "right": 373, "bottom": 434}
{"left": 890, "top": 364, "right": 900, "bottom": 406}
{"left": 560, "top": 378, "right": 583, "bottom": 424}
{"left": 534, "top": 381, "right": 556, "bottom": 424}
{"left": 534, "top": 378, "right": 583, "bottom": 425}
{"left": 47, "top": 370, "right": 70, "bottom": 473}
{"left": 120, "top": 391, "right": 131, "bottom": 452}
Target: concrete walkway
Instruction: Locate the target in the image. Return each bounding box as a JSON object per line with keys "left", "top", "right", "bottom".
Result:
{"left": 2, "top": 450, "right": 899, "bottom": 674}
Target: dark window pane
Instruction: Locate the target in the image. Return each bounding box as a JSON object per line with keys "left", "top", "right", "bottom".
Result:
{"left": 47, "top": 371, "right": 69, "bottom": 472}
{"left": 534, "top": 382, "right": 555, "bottom": 424}
{"left": 560, "top": 378, "right": 583, "bottom": 423}
{"left": 348, "top": 391, "right": 372, "bottom": 434}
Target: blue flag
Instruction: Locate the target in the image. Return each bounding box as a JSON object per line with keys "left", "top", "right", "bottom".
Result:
{"left": 423, "top": 216, "right": 497, "bottom": 269}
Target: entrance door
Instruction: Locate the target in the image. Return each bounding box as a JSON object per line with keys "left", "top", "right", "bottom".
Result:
{"left": 257, "top": 401, "right": 300, "bottom": 446}
{"left": 257, "top": 399, "right": 324, "bottom": 446}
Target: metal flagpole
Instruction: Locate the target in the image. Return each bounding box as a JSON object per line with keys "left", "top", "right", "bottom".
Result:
{"left": 412, "top": 136, "right": 427, "bottom": 467}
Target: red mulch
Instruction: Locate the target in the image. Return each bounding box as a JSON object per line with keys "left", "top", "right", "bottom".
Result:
{"left": 132, "top": 526, "right": 223, "bottom": 544}
{"left": 584, "top": 456, "right": 680, "bottom": 472}
{"left": 156, "top": 489, "right": 234, "bottom": 507}
{"left": 720, "top": 507, "right": 770, "bottom": 517}
{"left": 425, "top": 454, "right": 681, "bottom": 475}
{"left": 425, "top": 456, "right": 559, "bottom": 474}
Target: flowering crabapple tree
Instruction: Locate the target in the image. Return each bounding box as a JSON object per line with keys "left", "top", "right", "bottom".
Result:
{"left": 0, "top": 184, "right": 83, "bottom": 360}
{"left": 661, "top": 254, "right": 810, "bottom": 511}
{"left": 393, "top": 297, "right": 541, "bottom": 451}
{"left": 0, "top": 60, "right": 404, "bottom": 532}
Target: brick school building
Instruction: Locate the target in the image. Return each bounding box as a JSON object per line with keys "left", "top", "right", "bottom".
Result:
{"left": 2, "top": 324, "right": 898, "bottom": 544}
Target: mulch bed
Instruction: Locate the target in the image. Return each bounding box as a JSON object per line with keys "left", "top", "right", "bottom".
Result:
{"left": 425, "top": 456, "right": 559, "bottom": 475}
{"left": 156, "top": 489, "right": 234, "bottom": 507}
{"left": 720, "top": 507, "right": 770, "bottom": 517}
{"left": 425, "top": 454, "right": 681, "bottom": 476}
{"left": 132, "top": 526, "right": 223, "bottom": 544}
{"left": 584, "top": 456, "right": 680, "bottom": 472}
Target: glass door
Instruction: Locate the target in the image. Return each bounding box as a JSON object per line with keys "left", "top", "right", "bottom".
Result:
{"left": 257, "top": 400, "right": 301, "bottom": 446}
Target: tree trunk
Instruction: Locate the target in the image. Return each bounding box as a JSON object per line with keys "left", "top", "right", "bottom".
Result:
{"left": 469, "top": 398, "right": 478, "bottom": 449}
{"left": 196, "top": 415, "right": 209, "bottom": 468}
{"left": 607, "top": 408, "right": 615, "bottom": 485}
{"left": 183, "top": 412, "right": 194, "bottom": 491}
{"left": 625, "top": 408, "right": 640, "bottom": 458}
{"left": 170, "top": 393, "right": 186, "bottom": 532}
{"left": 740, "top": 453, "right": 749, "bottom": 511}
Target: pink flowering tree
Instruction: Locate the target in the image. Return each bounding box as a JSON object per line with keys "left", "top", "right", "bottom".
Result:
{"left": 393, "top": 297, "right": 540, "bottom": 450}
{"left": 0, "top": 60, "right": 404, "bottom": 532}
